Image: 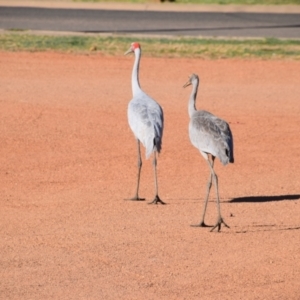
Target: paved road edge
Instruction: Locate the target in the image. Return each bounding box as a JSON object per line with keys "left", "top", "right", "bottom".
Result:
{"left": 1, "top": 0, "right": 300, "bottom": 13}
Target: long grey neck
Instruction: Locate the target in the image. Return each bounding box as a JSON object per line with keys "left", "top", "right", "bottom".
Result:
{"left": 132, "top": 48, "right": 142, "bottom": 96}
{"left": 188, "top": 80, "right": 199, "bottom": 118}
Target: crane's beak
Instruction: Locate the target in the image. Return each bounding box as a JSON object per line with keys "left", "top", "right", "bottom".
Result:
{"left": 124, "top": 47, "right": 133, "bottom": 55}
{"left": 183, "top": 80, "right": 192, "bottom": 88}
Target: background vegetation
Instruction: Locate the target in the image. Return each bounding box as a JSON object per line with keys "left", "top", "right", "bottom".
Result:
{"left": 1, "top": 0, "right": 299, "bottom": 58}
{"left": 1, "top": 33, "right": 300, "bottom": 59}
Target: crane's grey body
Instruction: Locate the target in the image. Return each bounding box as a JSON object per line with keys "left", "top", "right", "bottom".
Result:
{"left": 184, "top": 73, "right": 233, "bottom": 231}
{"left": 125, "top": 42, "right": 165, "bottom": 204}
{"left": 189, "top": 110, "right": 234, "bottom": 166}
{"left": 128, "top": 91, "right": 163, "bottom": 159}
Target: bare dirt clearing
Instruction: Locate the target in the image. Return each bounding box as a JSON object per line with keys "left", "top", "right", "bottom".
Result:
{"left": 1, "top": 52, "right": 300, "bottom": 299}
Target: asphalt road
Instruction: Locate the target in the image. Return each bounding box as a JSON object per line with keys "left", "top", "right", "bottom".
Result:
{"left": 0, "top": 6, "right": 300, "bottom": 38}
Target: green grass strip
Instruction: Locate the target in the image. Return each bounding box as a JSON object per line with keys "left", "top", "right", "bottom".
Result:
{"left": 1, "top": 33, "right": 300, "bottom": 59}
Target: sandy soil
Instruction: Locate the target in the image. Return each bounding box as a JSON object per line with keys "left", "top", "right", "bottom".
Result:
{"left": 1, "top": 51, "right": 299, "bottom": 299}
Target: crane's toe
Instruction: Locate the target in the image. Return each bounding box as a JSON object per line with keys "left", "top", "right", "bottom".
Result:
{"left": 148, "top": 195, "right": 166, "bottom": 205}
{"left": 210, "top": 217, "right": 230, "bottom": 232}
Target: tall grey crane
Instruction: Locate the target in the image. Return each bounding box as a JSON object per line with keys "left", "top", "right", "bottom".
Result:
{"left": 183, "top": 74, "right": 234, "bottom": 231}
{"left": 125, "top": 42, "right": 165, "bottom": 205}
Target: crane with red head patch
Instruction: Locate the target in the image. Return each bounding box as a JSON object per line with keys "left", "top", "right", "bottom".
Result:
{"left": 124, "top": 42, "right": 165, "bottom": 205}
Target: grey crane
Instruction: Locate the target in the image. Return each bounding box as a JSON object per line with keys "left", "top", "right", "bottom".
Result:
{"left": 183, "top": 74, "right": 234, "bottom": 231}
{"left": 125, "top": 42, "right": 165, "bottom": 205}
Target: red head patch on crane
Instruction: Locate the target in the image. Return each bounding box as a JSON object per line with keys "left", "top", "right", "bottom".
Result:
{"left": 131, "top": 42, "right": 140, "bottom": 50}
{"left": 125, "top": 42, "right": 141, "bottom": 55}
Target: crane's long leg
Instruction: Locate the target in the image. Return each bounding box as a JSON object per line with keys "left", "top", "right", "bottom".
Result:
{"left": 207, "top": 159, "right": 230, "bottom": 232}
{"left": 191, "top": 156, "right": 214, "bottom": 228}
{"left": 126, "top": 139, "right": 145, "bottom": 201}
{"left": 148, "top": 151, "right": 165, "bottom": 205}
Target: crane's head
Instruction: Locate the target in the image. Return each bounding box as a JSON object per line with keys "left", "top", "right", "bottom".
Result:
{"left": 124, "top": 42, "right": 141, "bottom": 55}
{"left": 183, "top": 73, "right": 199, "bottom": 88}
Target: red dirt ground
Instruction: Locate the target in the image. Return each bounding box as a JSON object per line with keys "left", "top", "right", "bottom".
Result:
{"left": 1, "top": 51, "right": 299, "bottom": 299}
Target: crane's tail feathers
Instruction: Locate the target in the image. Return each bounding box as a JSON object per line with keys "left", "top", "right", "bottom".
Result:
{"left": 145, "top": 136, "right": 162, "bottom": 159}
{"left": 153, "top": 123, "right": 162, "bottom": 154}
{"left": 154, "top": 136, "right": 162, "bottom": 154}
{"left": 220, "top": 147, "right": 234, "bottom": 165}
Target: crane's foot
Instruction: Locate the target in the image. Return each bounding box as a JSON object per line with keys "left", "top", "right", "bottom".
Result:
{"left": 124, "top": 196, "right": 145, "bottom": 201}
{"left": 190, "top": 221, "right": 213, "bottom": 228}
{"left": 148, "top": 195, "right": 166, "bottom": 205}
{"left": 210, "top": 217, "right": 230, "bottom": 232}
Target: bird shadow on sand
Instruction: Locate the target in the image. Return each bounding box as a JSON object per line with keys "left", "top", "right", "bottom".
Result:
{"left": 231, "top": 224, "right": 300, "bottom": 234}
{"left": 164, "top": 194, "right": 300, "bottom": 205}
{"left": 227, "top": 194, "right": 300, "bottom": 233}
{"left": 230, "top": 194, "right": 300, "bottom": 203}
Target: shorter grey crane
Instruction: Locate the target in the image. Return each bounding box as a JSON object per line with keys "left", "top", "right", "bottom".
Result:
{"left": 183, "top": 74, "right": 234, "bottom": 232}
{"left": 125, "top": 42, "right": 165, "bottom": 205}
